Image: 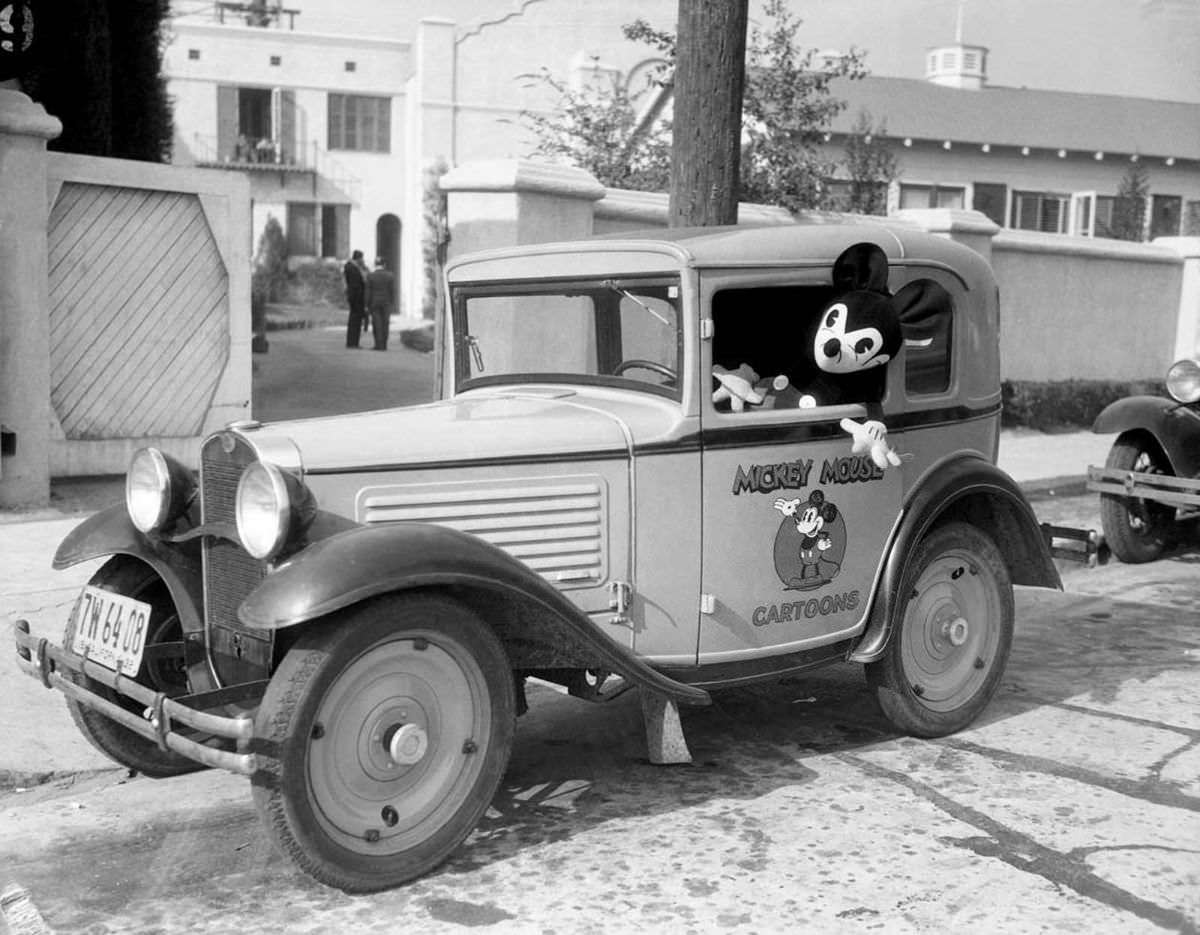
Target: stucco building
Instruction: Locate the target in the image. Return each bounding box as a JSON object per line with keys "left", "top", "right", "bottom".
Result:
{"left": 163, "top": 3, "right": 1200, "bottom": 317}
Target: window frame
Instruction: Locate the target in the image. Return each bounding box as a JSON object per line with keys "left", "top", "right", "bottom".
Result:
{"left": 327, "top": 93, "right": 392, "bottom": 154}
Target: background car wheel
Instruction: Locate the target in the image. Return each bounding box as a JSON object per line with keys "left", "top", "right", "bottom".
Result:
{"left": 63, "top": 556, "right": 200, "bottom": 778}
{"left": 866, "top": 522, "right": 1013, "bottom": 738}
{"left": 1099, "top": 437, "right": 1174, "bottom": 564}
{"left": 251, "top": 593, "right": 515, "bottom": 893}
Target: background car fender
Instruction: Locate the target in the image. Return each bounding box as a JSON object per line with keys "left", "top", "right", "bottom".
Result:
{"left": 51, "top": 504, "right": 205, "bottom": 635}
{"left": 850, "top": 453, "right": 1060, "bottom": 663}
{"left": 238, "top": 521, "right": 711, "bottom": 707}
{"left": 1092, "top": 395, "right": 1200, "bottom": 475}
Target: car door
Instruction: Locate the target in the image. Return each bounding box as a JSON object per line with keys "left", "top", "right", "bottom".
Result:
{"left": 697, "top": 273, "right": 904, "bottom": 668}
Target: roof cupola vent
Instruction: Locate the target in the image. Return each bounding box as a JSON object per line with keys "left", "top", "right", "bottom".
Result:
{"left": 925, "top": 0, "right": 988, "bottom": 89}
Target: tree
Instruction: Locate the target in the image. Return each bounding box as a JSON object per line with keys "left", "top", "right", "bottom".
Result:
{"left": 18, "top": 0, "right": 173, "bottom": 161}
{"left": 253, "top": 216, "right": 288, "bottom": 303}
{"left": 518, "top": 64, "right": 671, "bottom": 192}
{"left": 670, "top": 0, "right": 748, "bottom": 226}
{"left": 521, "top": 1, "right": 866, "bottom": 214}
{"left": 739, "top": 0, "right": 866, "bottom": 213}
{"left": 837, "top": 110, "right": 897, "bottom": 216}
{"left": 1109, "top": 160, "right": 1150, "bottom": 242}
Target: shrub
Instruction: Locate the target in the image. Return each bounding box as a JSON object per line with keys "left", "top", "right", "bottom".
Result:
{"left": 254, "top": 216, "right": 288, "bottom": 302}
{"left": 1001, "top": 378, "right": 1161, "bottom": 430}
{"left": 283, "top": 261, "right": 345, "bottom": 308}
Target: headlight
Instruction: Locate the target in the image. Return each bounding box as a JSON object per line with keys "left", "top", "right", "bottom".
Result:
{"left": 126, "top": 448, "right": 196, "bottom": 534}
{"left": 1166, "top": 359, "right": 1200, "bottom": 404}
{"left": 236, "top": 461, "right": 292, "bottom": 560}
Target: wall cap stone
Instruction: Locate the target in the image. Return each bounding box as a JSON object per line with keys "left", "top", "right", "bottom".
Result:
{"left": 893, "top": 208, "right": 1000, "bottom": 236}
{"left": 1153, "top": 237, "right": 1200, "bottom": 260}
{"left": 441, "top": 159, "right": 606, "bottom": 201}
{"left": 595, "top": 187, "right": 796, "bottom": 226}
{"left": 0, "top": 89, "right": 62, "bottom": 141}
{"left": 996, "top": 228, "right": 1182, "bottom": 263}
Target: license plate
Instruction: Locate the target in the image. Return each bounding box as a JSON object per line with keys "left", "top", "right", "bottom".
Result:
{"left": 70, "top": 586, "right": 153, "bottom": 674}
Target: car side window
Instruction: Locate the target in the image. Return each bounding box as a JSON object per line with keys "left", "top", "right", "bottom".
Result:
{"left": 903, "top": 277, "right": 955, "bottom": 397}
{"left": 710, "top": 284, "right": 874, "bottom": 413}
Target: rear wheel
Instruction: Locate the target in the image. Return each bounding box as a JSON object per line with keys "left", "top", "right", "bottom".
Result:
{"left": 867, "top": 523, "right": 1013, "bottom": 737}
{"left": 63, "top": 557, "right": 199, "bottom": 777}
{"left": 1099, "top": 437, "right": 1175, "bottom": 564}
{"left": 251, "top": 593, "right": 515, "bottom": 892}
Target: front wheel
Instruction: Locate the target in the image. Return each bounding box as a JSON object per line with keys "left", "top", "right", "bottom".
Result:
{"left": 866, "top": 522, "right": 1013, "bottom": 738}
{"left": 1099, "top": 437, "right": 1175, "bottom": 564}
{"left": 251, "top": 593, "right": 515, "bottom": 892}
{"left": 63, "top": 557, "right": 199, "bottom": 778}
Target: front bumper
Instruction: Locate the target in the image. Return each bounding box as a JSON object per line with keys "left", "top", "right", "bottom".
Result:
{"left": 13, "top": 620, "right": 259, "bottom": 776}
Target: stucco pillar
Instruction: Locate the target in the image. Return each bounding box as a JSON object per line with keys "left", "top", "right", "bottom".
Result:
{"left": 440, "top": 159, "right": 606, "bottom": 262}
{"left": 892, "top": 208, "right": 1000, "bottom": 263}
{"left": 1153, "top": 237, "right": 1200, "bottom": 362}
{"left": 0, "top": 89, "right": 60, "bottom": 507}
{"left": 434, "top": 160, "right": 606, "bottom": 395}
{"left": 401, "top": 18, "right": 458, "bottom": 324}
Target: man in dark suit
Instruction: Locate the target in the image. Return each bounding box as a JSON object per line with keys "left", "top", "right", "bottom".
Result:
{"left": 343, "top": 250, "right": 368, "bottom": 348}
{"left": 365, "top": 257, "right": 397, "bottom": 351}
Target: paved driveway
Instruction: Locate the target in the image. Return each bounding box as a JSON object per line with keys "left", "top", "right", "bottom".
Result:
{"left": 4, "top": 578, "right": 1197, "bottom": 933}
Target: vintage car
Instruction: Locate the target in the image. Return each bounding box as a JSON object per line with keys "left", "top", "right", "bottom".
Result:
{"left": 15, "top": 223, "right": 1059, "bottom": 892}
{"left": 1088, "top": 357, "right": 1200, "bottom": 563}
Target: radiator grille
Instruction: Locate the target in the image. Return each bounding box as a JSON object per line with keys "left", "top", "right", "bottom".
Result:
{"left": 361, "top": 479, "right": 607, "bottom": 586}
{"left": 201, "top": 433, "right": 270, "bottom": 684}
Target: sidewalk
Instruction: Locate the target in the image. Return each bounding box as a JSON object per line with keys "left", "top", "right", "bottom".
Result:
{"left": 996, "top": 427, "right": 1114, "bottom": 494}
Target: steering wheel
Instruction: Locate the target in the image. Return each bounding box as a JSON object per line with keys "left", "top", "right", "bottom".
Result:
{"left": 614, "top": 359, "right": 678, "bottom": 383}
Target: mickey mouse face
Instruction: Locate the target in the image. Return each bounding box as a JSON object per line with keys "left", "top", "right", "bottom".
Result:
{"left": 814, "top": 302, "right": 892, "bottom": 374}
{"left": 796, "top": 503, "right": 825, "bottom": 536}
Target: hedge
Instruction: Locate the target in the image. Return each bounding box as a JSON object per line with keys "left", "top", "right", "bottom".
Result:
{"left": 1000, "top": 378, "right": 1162, "bottom": 431}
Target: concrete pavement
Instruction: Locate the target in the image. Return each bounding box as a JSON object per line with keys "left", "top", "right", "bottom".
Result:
{"left": 2, "top": 587, "right": 1197, "bottom": 932}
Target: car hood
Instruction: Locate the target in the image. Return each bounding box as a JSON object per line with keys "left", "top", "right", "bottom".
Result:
{"left": 244, "top": 390, "right": 649, "bottom": 473}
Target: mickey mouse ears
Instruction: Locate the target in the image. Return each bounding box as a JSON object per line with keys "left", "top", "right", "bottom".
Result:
{"left": 832, "top": 242, "right": 891, "bottom": 295}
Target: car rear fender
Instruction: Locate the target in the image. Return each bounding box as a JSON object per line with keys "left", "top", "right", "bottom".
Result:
{"left": 850, "top": 454, "right": 1060, "bottom": 663}
{"left": 51, "top": 504, "right": 205, "bottom": 634}
{"left": 1092, "top": 396, "right": 1200, "bottom": 475}
{"left": 238, "top": 522, "right": 711, "bottom": 707}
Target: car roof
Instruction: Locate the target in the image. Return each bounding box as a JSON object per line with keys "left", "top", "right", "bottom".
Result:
{"left": 445, "top": 220, "right": 991, "bottom": 285}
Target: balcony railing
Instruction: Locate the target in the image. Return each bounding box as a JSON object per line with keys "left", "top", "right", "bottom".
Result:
{"left": 190, "top": 134, "right": 363, "bottom": 206}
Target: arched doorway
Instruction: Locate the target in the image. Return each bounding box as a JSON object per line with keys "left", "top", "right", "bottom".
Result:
{"left": 375, "top": 212, "right": 400, "bottom": 270}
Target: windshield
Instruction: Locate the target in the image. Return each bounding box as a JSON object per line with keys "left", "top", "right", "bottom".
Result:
{"left": 451, "top": 276, "right": 683, "bottom": 398}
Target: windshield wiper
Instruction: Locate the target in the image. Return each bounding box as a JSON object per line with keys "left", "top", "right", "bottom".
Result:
{"left": 603, "top": 280, "right": 673, "bottom": 328}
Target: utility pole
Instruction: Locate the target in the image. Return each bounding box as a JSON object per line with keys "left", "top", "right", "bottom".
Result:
{"left": 669, "top": 0, "right": 749, "bottom": 227}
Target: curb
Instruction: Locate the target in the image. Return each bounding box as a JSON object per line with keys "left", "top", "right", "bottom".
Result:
{"left": 1018, "top": 475, "right": 1090, "bottom": 500}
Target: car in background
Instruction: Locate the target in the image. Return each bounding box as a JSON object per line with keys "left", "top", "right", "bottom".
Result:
{"left": 1089, "top": 358, "right": 1200, "bottom": 563}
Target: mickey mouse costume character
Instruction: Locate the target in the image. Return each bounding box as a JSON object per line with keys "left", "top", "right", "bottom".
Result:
{"left": 794, "top": 241, "right": 953, "bottom": 469}
{"left": 708, "top": 241, "right": 951, "bottom": 472}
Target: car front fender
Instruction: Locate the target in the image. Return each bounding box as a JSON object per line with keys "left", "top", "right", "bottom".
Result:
{"left": 1092, "top": 396, "right": 1200, "bottom": 475}
{"left": 851, "top": 454, "right": 1060, "bottom": 663}
{"left": 239, "top": 522, "right": 711, "bottom": 707}
{"left": 51, "top": 504, "right": 205, "bottom": 635}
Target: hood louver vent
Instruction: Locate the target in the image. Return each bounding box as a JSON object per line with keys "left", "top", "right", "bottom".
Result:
{"left": 359, "top": 477, "right": 607, "bottom": 587}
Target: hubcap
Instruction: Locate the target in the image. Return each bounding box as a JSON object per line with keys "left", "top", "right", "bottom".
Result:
{"left": 942, "top": 616, "right": 969, "bottom": 647}
{"left": 386, "top": 722, "right": 429, "bottom": 766}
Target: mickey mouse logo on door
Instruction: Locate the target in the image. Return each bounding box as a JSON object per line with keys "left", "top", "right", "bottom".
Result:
{"left": 771, "top": 490, "right": 846, "bottom": 590}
